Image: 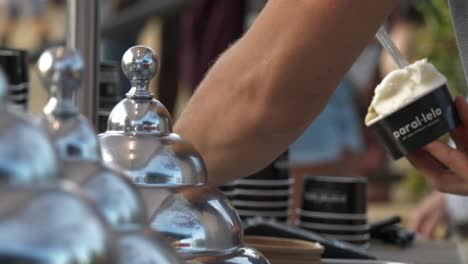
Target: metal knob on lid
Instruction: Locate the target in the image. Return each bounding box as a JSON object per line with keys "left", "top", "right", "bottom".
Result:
{"left": 122, "top": 45, "right": 159, "bottom": 99}
{"left": 106, "top": 45, "right": 171, "bottom": 134}
{"left": 38, "top": 46, "right": 100, "bottom": 161}
{"left": 0, "top": 70, "right": 60, "bottom": 186}
{"left": 38, "top": 46, "right": 83, "bottom": 116}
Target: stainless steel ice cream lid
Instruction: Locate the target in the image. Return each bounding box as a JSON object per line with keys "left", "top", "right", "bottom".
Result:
{"left": 63, "top": 160, "right": 147, "bottom": 230}
{"left": 99, "top": 46, "right": 205, "bottom": 186}
{"left": 146, "top": 185, "right": 271, "bottom": 263}
{"left": 100, "top": 132, "right": 207, "bottom": 186}
{"left": 100, "top": 45, "right": 266, "bottom": 262}
{"left": 0, "top": 113, "right": 61, "bottom": 186}
{"left": 64, "top": 158, "right": 184, "bottom": 263}
{"left": 38, "top": 46, "right": 147, "bottom": 231}
{"left": 148, "top": 185, "right": 242, "bottom": 253}
{"left": 0, "top": 69, "right": 60, "bottom": 186}
{"left": 38, "top": 46, "right": 83, "bottom": 117}
{"left": 116, "top": 228, "right": 185, "bottom": 264}
{"left": 0, "top": 183, "right": 117, "bottom": 263}
{"left": 38, "top": 46, "right": 100, "bottom": 161}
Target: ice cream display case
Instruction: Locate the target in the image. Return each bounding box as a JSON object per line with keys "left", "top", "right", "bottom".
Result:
{"left": 0, "top": 1, "right": 466, "bottom": 263}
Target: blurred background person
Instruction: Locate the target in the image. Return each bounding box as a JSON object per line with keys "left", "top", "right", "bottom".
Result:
{"left": 410, "top": 191, "right": 448, "bottom": 239}
{"left": 178, "top": 0, "right": 246, "bottom": 116}
{"left": 0, "top": 0, "right": 50, "bottom": 50}
{"left": 100, "top": 0, "right": 145, "bottom": 97}
{"left": 288, "top": 0, "right": 424, "bottom": 221}
{"left": 288, "top": 76, "right": 366, "bottom": 222}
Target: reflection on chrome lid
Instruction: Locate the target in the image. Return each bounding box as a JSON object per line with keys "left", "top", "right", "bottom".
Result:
{"left": 116, "top": 228, "right": 184, "bottom": 264}
{"left": 0, "top": 183, "right": 116, "bottom": 263}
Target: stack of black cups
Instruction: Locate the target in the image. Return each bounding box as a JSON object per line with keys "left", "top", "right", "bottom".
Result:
{"left": 219, "top": 152, "right": 292, "bottom": 223}
{"left": 297, "top": 176, "right": 369, "bottom": 248}
{"left": 0, "top": 48, "right": 29, "bottom": 112}
{"left": 218, "top": 181, "right": 236, "bottom": 200}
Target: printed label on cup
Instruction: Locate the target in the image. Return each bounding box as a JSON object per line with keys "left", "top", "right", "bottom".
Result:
{"left": 304, "top": 189, "right": 348, "bottom": 205}
{"left": 370, "top": 85, "right": 459, "bottom": 159}
{"left": 392, "top": 107, "right": 443, "bottom": 140}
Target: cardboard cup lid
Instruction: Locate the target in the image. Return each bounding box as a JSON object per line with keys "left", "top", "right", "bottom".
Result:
{"left": 244, "top": 235, "right": 324, "bottom": 255}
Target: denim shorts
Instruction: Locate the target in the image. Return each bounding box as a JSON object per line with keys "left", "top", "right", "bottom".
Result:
{"left": 290, "top": 79, "right": 364, "bottom": 165}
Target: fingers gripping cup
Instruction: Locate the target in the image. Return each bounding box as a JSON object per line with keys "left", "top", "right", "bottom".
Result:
{"left": 365, "top": 59, "right": 460, "bottom": 159}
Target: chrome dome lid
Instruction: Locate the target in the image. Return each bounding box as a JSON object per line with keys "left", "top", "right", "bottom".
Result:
{"left": 0, "top": 183, "right": 116, "bottom": 263}
{"left": 99, "top": 46, "right": 206, "bottom": 186}
{"left": 116, "top": 228, "right": 185, "bottom": 264}
{"left": 0, "top": 70, "right": 60, "bottom": 186}
{"left": 147, "top": 185, "right": 243, "bottom": 254}
{"left": 63, "top": 160, "right": 146, "bottom": 230}
{"left": 142, "top": 185, "right": 270, "bottom": 263}
{"left": 100, "top": 132, "right": 207, "bottom": 186}
{"left": 38, "top": 46, "right": 100, "bottom": 161}
{"left": 100, "top": 45, "right": 263, "bottom": 262}
{"left": 145, "top": 185, "right": 271, "bottom": 263}
{"left": 37, "top": 46, "right": 148, "bottom": 231}
{"left": 63, "top": 162, "right": 185, "bottom": 263}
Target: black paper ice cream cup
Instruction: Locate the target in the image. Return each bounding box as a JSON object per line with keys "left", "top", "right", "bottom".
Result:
{"left": 368, "top": 84, "right": 460, "bottom": 159}
{"left": 301, "top": 176, "right": 367, "bottom": 214}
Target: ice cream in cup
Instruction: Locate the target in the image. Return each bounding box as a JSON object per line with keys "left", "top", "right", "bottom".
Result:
{"left": 365, "top": 59, "right": 460, "bottom": 159}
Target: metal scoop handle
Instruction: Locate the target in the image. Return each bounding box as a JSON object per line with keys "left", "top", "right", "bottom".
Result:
{"left": 376, "top": 26, "right": 409, "bottom": 69}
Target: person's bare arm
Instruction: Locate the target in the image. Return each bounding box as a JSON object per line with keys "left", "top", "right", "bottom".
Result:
{"left": 174, "top": 0, "right": 398, "bottom": 186}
